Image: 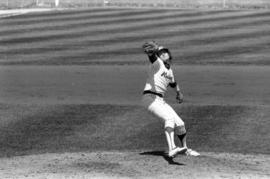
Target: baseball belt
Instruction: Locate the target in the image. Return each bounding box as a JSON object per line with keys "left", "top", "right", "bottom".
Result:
{"left": 143, "top": 90, "right": 163, "bottom": 98}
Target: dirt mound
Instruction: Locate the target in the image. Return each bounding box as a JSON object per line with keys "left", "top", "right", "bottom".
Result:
{"left": 0, "top": 151, "right": 269, "bottom": 178}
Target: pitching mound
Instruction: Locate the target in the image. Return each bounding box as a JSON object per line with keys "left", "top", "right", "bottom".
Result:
{"left": 0, "top": 151, "right": 269, "bottom": 179}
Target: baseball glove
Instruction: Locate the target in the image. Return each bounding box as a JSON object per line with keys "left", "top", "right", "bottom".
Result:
{"left": 142, "top": 41, "right": 160, "bottom": 55}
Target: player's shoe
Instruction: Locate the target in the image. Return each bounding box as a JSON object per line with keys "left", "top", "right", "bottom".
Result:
{"left": 185, "top": 148, "right": 200, "bottom": 156}
{"left": 168, "top": 147, "right": 187, "bottom": 158}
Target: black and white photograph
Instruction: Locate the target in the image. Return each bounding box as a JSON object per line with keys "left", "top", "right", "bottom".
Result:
{"left": 0, "top": 0, "right": 270, "bottom": 178}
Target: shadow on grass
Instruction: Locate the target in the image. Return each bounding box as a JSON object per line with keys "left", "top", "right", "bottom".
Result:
{"left": 1, "top": 104, "right": 269, "bottom": 158}
{"left": 0, "top": 104, "right": 135, "bottom": 157}
{"left": 140, "top": 151, "right": 185, "bottom": 166}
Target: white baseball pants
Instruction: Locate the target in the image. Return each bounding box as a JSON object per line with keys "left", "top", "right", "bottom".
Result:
{"left": 142, "top": 93, "right": 184, "bottom": 129}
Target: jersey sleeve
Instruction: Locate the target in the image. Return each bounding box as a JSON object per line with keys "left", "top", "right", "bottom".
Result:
{"left": 151, "top": 58, "right": 162, "bottom": 73}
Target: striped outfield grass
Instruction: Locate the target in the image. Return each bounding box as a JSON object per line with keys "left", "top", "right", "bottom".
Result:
{"left": 0, "top": 8, "right": 270, "bottom": 65}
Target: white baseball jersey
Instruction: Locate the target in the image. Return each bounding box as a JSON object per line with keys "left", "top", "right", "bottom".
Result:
{"left": 143, "top": 58, "right": 175, "bottom": 96}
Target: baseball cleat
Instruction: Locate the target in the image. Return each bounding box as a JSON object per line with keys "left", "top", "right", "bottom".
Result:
{"left": 185, "top": 148, "right": 200, "bottom": 156}
{"left": 168, "top": 147, "right": 187, "bottom": 158}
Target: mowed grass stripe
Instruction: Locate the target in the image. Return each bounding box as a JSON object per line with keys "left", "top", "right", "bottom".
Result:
{"left": 2, "top": 36, "right": 269, "bottom": 64}
{"left": 1, "top": 10, "right": 267, "bottom": 36}
{"left": 174, "top": 37, "right": 270, "bottom": 56}
{"left": 0, "top": 9, "right": 144, "bottom": 30}
{"left": 1, "top": 8, "right": 159, "bottom": 26}
{"left": 0, "top": 10, "right": 204, "bottom": 35}
{"left": 0, "top": 8, "right": 124, "bottom": 25}
{"left": 2, "top": 8, "right": 125, "bottom": 22}
{"left": 1, "top": 10, "right": 269, "bottom": 44}
{"left": 1, "top": 13, "right": 269, "bottom": 54}
{"left": 3, "top": 48, "right": 270, "bottom": 65}
{"left": 1, "top": 9, "right": 233, "bottom": 27}
{"left": 1, "top": 9, "right": 270, "bottom": 65}
{"left": 2, "top": 12, "right": 269, "bottom": 51}
{"left": 0, "top": 10, "right": 238, "bottom": 36}
{"left": 1, "top": 34, "right": 269, "bottom": 65}
{"left": 2, "top": 24, "right": 270, "bottom": 56}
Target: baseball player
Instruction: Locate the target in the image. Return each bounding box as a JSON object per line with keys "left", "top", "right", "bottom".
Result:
{"left": 141, "top": 41, "right": 200, "bottom": 158}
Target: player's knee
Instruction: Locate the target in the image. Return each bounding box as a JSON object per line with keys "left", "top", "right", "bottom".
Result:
{"left": 175, "top": 125, "right": 186, "bottom": 135}
{"left": 164, "top": 119, "right": 175, "bottom": 131}
{"left": 164, "top": 126, "right": 174, "bottom": 133}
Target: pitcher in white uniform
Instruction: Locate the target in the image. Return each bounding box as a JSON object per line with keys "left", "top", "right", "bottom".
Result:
{"left": 141, "top": 41, "right": 200, "bottom": 158}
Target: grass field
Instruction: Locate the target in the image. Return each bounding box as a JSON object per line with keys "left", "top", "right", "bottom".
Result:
{"left": 0, "top": 8, "right": 270, "bottom": 178}
{"left": 1, "top": 8, "right": 270, "bottom": 65}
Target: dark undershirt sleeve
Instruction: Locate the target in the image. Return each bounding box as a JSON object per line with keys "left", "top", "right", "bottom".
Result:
{"left": 169, "top": 82, "right": 177, "bottom": 88}
{"left": 148, "top": 54, "right": 158, "bottom": 63}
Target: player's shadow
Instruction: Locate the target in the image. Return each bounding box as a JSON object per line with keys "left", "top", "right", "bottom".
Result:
{"left": 140, "top": 151, "right": 185, "bottom": 165}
